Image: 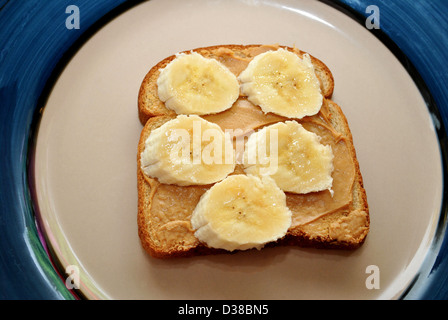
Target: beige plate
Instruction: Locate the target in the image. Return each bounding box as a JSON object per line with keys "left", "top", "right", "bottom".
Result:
{"left": 34, "top": 0, "right": 442, "bottom": 299}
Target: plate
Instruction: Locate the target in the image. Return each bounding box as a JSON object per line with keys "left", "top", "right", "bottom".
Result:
{"left": 31, "top": 0, "right": 444, "bottom": 299}
{"left": 1, "top": 0, "right": 448, "bottom": 300}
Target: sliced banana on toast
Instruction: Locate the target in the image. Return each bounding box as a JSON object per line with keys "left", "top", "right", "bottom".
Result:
{"left": 239, "top": 48, "right": 323, "bottom": 118}
{"left": 243, "top": 120, "right": 334, "bottom": 194}
{"left": 157, "top": 52, "right": 240, "bottom": 115}
{"left": 140, "top": 115, "right": 235, "bottom": 186}
{"left": 191, "top": 174, "right": 292, "bottom": 251}
{"left": 137, "top": 45, "right": 369, "bottom": 258}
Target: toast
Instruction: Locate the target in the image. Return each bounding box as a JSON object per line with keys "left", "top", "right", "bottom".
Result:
{"left": 137, "top": 44, "right": 369, "bottom": 258}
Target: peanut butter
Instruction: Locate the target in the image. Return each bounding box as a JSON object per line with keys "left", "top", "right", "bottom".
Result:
{"left": 145, "top": 46, "right": 357, "bottom": 246}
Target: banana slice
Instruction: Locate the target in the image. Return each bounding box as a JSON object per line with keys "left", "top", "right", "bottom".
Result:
{"left": 238, "top": 48, "right": 323, "bottom": 118}
{"left": 191, "top": 174, "right": 292, "bottom": 251}
{"left": 157, "top": 52, "right": 240, "bottom": 115}
{"left": 140, "top": 115, "right": 235, "bottom": 186}
{"left": 243, "top": 121, "right": 334, "bottom": 194}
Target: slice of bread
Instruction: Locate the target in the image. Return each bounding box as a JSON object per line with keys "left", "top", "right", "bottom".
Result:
{"left": 137, "top": 44, "right": 369, "bottom": 258}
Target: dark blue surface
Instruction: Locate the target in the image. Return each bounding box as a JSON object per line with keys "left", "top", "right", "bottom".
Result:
{"left": 0, "top": 0, "right": 447, "bottom": 300}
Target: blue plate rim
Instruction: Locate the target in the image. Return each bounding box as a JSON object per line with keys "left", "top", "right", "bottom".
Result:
{"left": 1, "top": 0, "right": 447, "bottom": 300}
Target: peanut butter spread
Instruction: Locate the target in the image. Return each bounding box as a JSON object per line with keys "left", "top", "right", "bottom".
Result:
{"left": 143, "top": 45, "right": 361, "bottom": 249}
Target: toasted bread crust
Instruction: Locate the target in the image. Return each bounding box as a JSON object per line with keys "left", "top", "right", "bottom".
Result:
{"left": 137, "top": 45, "right": 368, "bottom": 258}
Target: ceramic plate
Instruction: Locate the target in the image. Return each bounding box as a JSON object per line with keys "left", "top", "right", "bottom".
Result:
{"left": 2, "top": 0, "right": 448, "bottom": 300}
